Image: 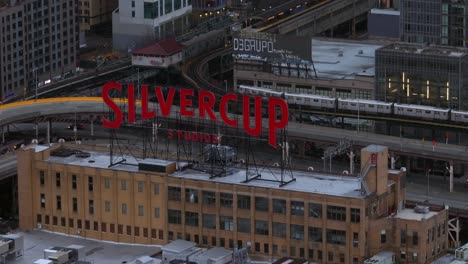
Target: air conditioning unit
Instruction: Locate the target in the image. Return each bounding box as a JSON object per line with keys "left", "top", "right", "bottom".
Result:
{"left": 0, "top": 239, "right": 12, "bottom": 255}
{"left": 455, "top": 243, "right": 468, "bottom": 260}
{"left": 0, "top": 234, "right": 24, "bottom": 257}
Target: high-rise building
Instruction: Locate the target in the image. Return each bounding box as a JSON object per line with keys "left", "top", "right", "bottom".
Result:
{"left": 79, "top": 0, "right": 117, "bottom": 31}
{"left": 400, "top": 0, "right": 468, "bottom": 47}
{"left": 17, "top": 143, "right": 448, "bottom": 264}
{"left": 375, "top": 42, "right": 468, "bottom": 109}
{"left": 0, "top": 0, "right": 79, "bottom": 101}
{"left": 112, "top": 0, "right": 192, "bottom": 52}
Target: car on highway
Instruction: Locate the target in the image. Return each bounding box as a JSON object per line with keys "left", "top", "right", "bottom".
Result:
{"left": 66, "top": 124, "right": 85, "bottom": 130}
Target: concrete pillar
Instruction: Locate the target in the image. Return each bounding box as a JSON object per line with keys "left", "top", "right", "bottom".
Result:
{"left": 348, "top": 151, "right": 355, "bottom": 174}
{"left": 46, "top": 119, "right": 51, "bottom": 145}
{"left": 449, "top": 161, "right": 454, "bottom": 193}
{"left": 90, "top": 117, "right": 95, "bottom": 137}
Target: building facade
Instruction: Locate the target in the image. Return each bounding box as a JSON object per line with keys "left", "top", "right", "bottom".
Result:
{"left": 400, "top": 0, "right": 468, "bottom": 47}
{"left": 79, "top": 0, "right": 117, "bottom": 31}
{"left": 0, "top": 0, "right": 79, "bottom": 101}
{"left": 375, "top": 42, "right": 468, "bottom": 109}
{"left": 112, "top": 0, "right": 192, "bottom": 52}
{"left": 17, "top": 143, "right": 448, "bottom": 264}
{"left": 191, "top": 0, "right": 226, "bottom": 11}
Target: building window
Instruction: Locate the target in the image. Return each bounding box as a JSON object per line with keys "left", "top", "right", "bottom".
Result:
{"left": 144, "top": 2, "right": 159, "bottom": 19}
{"left": 351, "top": 208, "right": 360, "bottom": 223}
{"left": 40, "top": 194, "right": 45, "bottom": 208}
{"left": 72, "top": 175, "right": 77, "bottom": 189}
{"left": 326, "top": 229, "right": 346, "bottom": 245}
{"left": 168, "top": 186, "right": 181, "bottom": 201}
{"left": 134, "top": 227, "right": 140, "bottom": 236}
{"left": 89, "top": 200, "right": 94, "bottom": 215}
{"left": 291, "top": 201, "right": 304, "bottom": 216}
{"left": 401, "top": 251, "right": 406, "bottom": 260}
{"left": 121, "top": 179, "right": 127, "bottom": 191}
{"left": 327, "top": 205, "right": 346, "bottom": 221}
{"left": 69, "top": 218, "right": 74, "bottom": 228}
{"left": 131, "top": 11, "right": 135, "bottom": 17}
{"left": 127, "top": 225, "right": 131, "bottom": 235}
{"left": 220, "top": 193, "right": 233, "bottom": 208}
{"left": 39, "top": 171, "right": 45, "bottom": 185}
{"left": 138, "top": 181, "right": 144, "bottom": 192}
{"left": 154, "top": 208, "right": 160, "bottom": 218}
{"left": 328, "top": 252, "right": 333, "bottom": 262}
{"left": 412, "top": 252, "right": 418, "bottom": 262}
{"left": 105, "top": 201, "right": 110, "bottom": 212}
{"left": 290, "top": 224, "right": 304, "bottom": 240}
{"left": 102, "top": 223, "right": 107, "bottom": 232}
{"left": 272, "top": 199, "right": 286, "bottom": 214}
{"left": 121, "top": 203, "right": 127, "bottom": 215}
{"left": 381, "top": 229, "right": 386, "bottom": 243}
{"left": 401, "top": 229, "right": 407, "bottom": 244}
{"left": 118, "top": 224, "right": 123, "bottom": 234}
{"left": 203, "top": 214, "right": 216, "bottom": 229}
{"left": 104, "top": 177, "right": 110, "bottom": 189}
{"left": 202, "top": 191, "right": 216, "bottom": 206}
{"left": 153, "top": 183, "right": 159, "bottom": 194}
{"left": 85, "top": 220, "right": 90, "bottom": 230}
{"left": 237, "top": 218, "right": 250, "bottom": 233}
{"left": 185, "top": 188, "right": 198, "bottom": 203}
{"left": 353, "top": 232, "right": 359, "bottom": 247}
{"left": 56, "top": 195, "right": 61, "bottom": 210}
{"left": 138, "top": 205, "right": 144, "bottom": 216}
{"left": 56, "top": 172, "right": 61, "bottom": 187}
{"left": 53, "top": 216, "right": 58, "bottom": 225}
{"left": 237, "top": 195, "right": 250, "bottom": 209}
{"left": 272, "top": 222, "right": 286, "bottom": 238}
{"left": 72, "top": 197, "right": 78, "bottom": 212}
{"left": 220, "top": 216, "right": 233, "bottom": 231}
{"left": 94, "top": 221, "right": 98, "bottom": 231}
{"left": 309, "top": 227, "right": 322, "bottom": 242}
{"left": 37, "top": 214, "right": 42, "bottom": 224}
{"left": 255, "top": 197, "right": 269, "bottom": 212}
{"left": 413, "top": 231, "right": 418, "bottom": 245}
{"left": 308, "top": 249, "right": 314, "bottom": 260}
{"left": 255, "top": 220, "right": 269, "bottom": 236}
{"left": 309, "top": 203, "right": 322, "bottom": 218}
{"left": 168, "top": 209, "right": 182, "bottom": 224}
{"left": 318, "top": 250, "right": 322, "bottom": 261}
{"left": 185, "top": 211, "right": 198, "bottom": 226}
{"left": 88, "top": 176, "right": 93, "bottom": 192}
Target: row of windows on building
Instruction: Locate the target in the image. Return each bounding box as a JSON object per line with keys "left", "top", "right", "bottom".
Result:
{"left": 36, "top": 213, "right": 165, "bottom": 239}
{"left": 168, "top": 186, "right": 361, "bottom": 222}
{"left": 39, "top": 171, "right": 161, "bottom": 194}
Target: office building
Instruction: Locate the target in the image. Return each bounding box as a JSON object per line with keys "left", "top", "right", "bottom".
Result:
{"left": 400, "top": 0, "right": 468, "bottom": 47}
{"left": 375, "top": 42, "right": 468, "bottom": 109}
{"left": 112, "top": 0, "right": 192, "bottom": 52}
{"left": 17, "top": 143, "right": 448, "bottom": 264}
{"left": 79, "top": 0, "right": 117, "bottom": 32}
{"left": 0, "top": 0, "right": 79, "bottom": 101}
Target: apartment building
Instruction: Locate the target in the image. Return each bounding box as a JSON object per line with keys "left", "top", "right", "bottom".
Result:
{"left": 17, "top": 143, "right": 448, "bottom": 264}
{"left": 0, "top": 0, "right": 79, "bottom": 101}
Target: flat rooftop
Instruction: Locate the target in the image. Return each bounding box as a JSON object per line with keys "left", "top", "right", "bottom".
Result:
{"left": 12, "top": 230, "right": 160, "bottom": 264}
{"left": 311, "top": 39, "right": 382, "bottom": 79}
{"left": 393, "top": 208, "right": 438, "bottom": 221}
{"left": 379, "top": 43, "right": 468, "bottom": 58}
{"left": 42, "top": 147, "right": 365, "bottom": 198}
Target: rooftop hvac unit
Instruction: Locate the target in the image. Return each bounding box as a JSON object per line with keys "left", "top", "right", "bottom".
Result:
{"left": 414, "top": 206, "right": 430, "bottom": 214}
{"left": 455, "top": 244, "right": 468, "bottom": 260}
{"left": 47, "top": 250, "right": 70, "bottom": 264}
{"left": 0, "top": 234, "right": 24, "bottom": 258}
{"left": 0, "top": 239, "right": 12, "bottom": 255}
{"left": 136, "top": 256, "right": 155, "bottom": 264}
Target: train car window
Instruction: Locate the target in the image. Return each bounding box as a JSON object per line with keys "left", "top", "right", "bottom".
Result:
{"left": 369, "top": 105, "right": 374, "bottom": 108}
{"left": 305, "top": 99, "right": 310, "bottom": 103}
{"left": 351, "top": 103, "right": 356, "bottom": 106}
{"left": 465, "top": 115, "right": 468, "bottom": 118}
{"left": 296, "top": 98, "right": 302, "bottom": 101}
{"left": 407, "top": 109, "right": 413, "bottom": 112}
{"left": 377, "top": 106, "right": 382, "bottom": 108}
{"left": 313, "top": 99, "right": 319, "bottom": 102}
{"left": 435, "top": 112, "right": 440, "bottom": 115}
{"left": 425, "top": 111, "right": 431, "bottom": 114}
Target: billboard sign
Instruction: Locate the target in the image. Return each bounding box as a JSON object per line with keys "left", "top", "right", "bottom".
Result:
{"left": 232, "top": 31, "right": 312, "bottom": 62}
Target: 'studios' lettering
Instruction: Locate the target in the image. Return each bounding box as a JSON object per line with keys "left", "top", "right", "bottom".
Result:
{"left": 101, "top": 82, "right": 288, "bottom": 147}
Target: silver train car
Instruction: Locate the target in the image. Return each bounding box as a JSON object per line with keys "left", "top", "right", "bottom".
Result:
{"left": 237, "top": 85, "right": 468, "bottom": 124}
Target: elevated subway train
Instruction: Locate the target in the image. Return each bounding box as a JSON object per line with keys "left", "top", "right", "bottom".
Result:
{"left": 238, "top": 85, "right": 468, "bottom": 124}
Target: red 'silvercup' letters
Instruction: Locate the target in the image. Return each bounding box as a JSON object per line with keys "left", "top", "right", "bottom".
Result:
{"left": 102, "top": 82, "right": 123, "bottom": 128}
{"left": 102, "top": 83, "right": 289, "bottom": 148}
{"left": 268, "top": 97, "right": 289, "bottom": 147}
{"left": 242, "top": 95, "right": 262, "bottom": 136}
